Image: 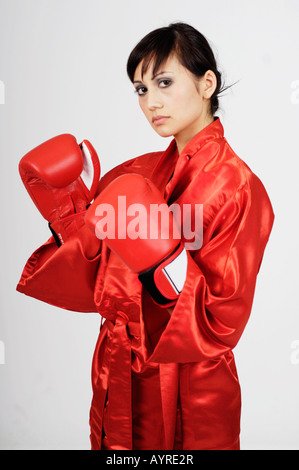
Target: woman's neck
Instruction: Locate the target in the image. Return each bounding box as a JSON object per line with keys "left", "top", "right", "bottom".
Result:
{"left": 175, "top": 113, "right": 215, "bottom": 155}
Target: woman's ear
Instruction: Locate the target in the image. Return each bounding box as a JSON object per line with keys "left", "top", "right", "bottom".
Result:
{"left": 201, "top": 70, "right": 217, "bottom": 99}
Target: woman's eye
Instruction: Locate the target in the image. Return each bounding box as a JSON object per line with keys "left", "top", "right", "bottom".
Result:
{"left": 135, "top": 87, "right": 147, "bottom": 96}
{"left": 159, "top": 79, "right": 172, "bottom": 88}
{"left": 134, "top": 79, "right": 172, "bottom": 96}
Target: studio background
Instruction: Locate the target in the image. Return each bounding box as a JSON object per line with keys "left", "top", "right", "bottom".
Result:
{"left": 0, "top": 0, "right": 298, "bottom": 450}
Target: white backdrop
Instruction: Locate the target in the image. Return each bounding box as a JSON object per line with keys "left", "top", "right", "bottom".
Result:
{"left": 0, "top": 0, "right": 298, "bottom": 450}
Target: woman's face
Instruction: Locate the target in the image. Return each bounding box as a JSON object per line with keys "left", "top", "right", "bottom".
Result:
{"left": 133, "top": 53, "right": 216, "bottom": 147}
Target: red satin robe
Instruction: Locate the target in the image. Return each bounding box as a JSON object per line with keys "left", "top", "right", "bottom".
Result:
{"left": 17, "top": 118, "right": 274, "bottom": 450}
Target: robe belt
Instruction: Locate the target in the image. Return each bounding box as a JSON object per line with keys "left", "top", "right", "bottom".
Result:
{"left": 102, "top": 316, "right": 179, "bottom": 450}
{"left": 104, "top": 316, "right": 134, "bottom": 450}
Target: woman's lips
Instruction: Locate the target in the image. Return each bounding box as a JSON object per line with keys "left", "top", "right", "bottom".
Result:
{"left": 152, "top": 116, "right": 170, "bottom": 126}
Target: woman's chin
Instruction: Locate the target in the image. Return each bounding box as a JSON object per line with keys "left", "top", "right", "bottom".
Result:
{"left": 153, "top": 127, "right": 174, "bottom": 138}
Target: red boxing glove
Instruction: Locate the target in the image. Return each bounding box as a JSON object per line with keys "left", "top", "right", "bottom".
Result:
{"left": 85, "top": 173, "right": 188, "bottom": 307}
{"left": 19, "top": 134, "right": 101, "bottom": 246}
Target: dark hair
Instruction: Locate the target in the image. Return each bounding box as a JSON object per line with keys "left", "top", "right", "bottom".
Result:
{"left": 127, "top": 22, "right": 233, "bottom": 116}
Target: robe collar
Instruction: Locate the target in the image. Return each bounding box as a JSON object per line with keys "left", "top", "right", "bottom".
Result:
{"left": 170, "top": 116, "right": 224, "bottom": 159}
{"left": 152, "top": 117, "right": 224, "bottom": 200}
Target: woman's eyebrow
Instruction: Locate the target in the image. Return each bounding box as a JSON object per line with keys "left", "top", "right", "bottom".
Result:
{"left": 133, "top": 71, "right": 173, "bottom": 84}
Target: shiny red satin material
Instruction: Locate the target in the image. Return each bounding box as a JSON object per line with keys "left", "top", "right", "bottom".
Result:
{"left": 17, "top": 118, "right": 274, "bottom": 450}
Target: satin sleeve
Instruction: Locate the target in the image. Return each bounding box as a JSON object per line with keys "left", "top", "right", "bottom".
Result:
{"left": 143, "top": 176, "right": 275, "bottom": 363}
{"left": 16, "top": 223, "right": 102, "bottom": 313}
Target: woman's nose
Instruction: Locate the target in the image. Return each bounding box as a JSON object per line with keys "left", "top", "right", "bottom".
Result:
{"left": 146, "top": 90, "right": 163, "bottom": 111}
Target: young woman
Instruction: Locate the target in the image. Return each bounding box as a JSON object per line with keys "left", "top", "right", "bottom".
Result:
{"left": 17, "top": 23, "right": 274, "bottom": 450}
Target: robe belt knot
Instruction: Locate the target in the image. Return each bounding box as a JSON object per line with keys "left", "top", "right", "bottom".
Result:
{"left": 105, "top": 315, "right": 141, "bottom": 337}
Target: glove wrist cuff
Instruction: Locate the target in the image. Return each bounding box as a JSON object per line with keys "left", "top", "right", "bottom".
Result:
{"left": 138, "top": 243, "right": 187, "bottom": 307}
{"left": 49, "top": 212, "right": 86, "bottom": 246}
